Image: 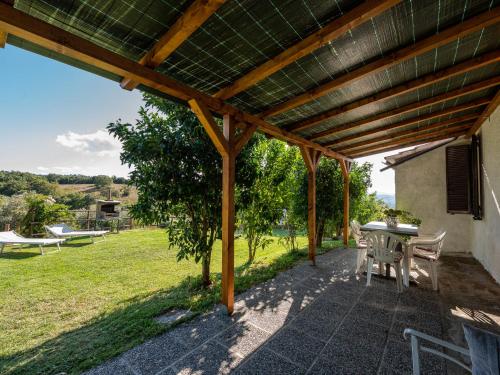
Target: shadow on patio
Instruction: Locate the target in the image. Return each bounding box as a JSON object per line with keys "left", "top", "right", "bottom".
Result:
{"left": 81, "top": 248, "right": 500, "bottom": 375}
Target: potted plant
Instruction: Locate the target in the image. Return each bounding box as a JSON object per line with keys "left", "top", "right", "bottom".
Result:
{"left": 384, "top": 209, "right": 401, "bottom": 228}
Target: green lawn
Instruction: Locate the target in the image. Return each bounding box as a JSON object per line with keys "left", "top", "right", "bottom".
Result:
{"left": 0, "top": 229, "right": 351, "bottom": 374}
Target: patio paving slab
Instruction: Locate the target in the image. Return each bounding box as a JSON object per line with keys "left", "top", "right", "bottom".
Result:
{"left": 233, "top": 348, "right": 305, "bottom": 375}
{"left": 263, "top": 326, "right": 326, "bottom": 368}
{"left": 172, "top": 341, "right": 243, "bottom": 375}
{"left": 84, "top": 249, "right": 500, "bottom": 375}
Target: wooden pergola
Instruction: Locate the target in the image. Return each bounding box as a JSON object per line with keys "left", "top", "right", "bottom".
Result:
{"left": 0, "top": 0, "right": 498, "bottom": 314}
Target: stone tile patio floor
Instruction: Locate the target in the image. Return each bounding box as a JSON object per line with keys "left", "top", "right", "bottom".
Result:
{"left": 86, "top": 248, "right": 500, "bottom": 375}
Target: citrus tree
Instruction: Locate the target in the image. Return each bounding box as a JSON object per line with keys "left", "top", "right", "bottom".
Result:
{"left": 108, "top": 95, "right": 255, "bottom": 286}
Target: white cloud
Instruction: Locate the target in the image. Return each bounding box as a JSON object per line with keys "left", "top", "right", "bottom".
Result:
{"left": 56, "top": 130, "right": 121, "bottom": 157}
{"left": 37, "top": 166, "right": 83, "bottom": 174}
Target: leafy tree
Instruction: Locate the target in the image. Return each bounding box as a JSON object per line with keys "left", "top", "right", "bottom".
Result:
{"left": 0, "top": 194, "right": 29, "bottom": 230}
{"left": 21, "top": 194, "right": 74, "bottom": 235}
{"left": 293, "top": 159, "right": 373, "bottom": 246}
{"left": 93, "top": 175, "right": 113, "bottom": 189}
{"left": 354, "top": 192, "right": 387, "bottom": 224}
{"left": 108, "top": 95, "right": 255, "bottom": 286}
{"left": 237, "top": 138, "right": 296, "bottom": 262}
{"left": 0, "top": 171, "right": 56, "bottom": 196}
{"left": 57, "top": 192, "right": 94, "bottom": 210}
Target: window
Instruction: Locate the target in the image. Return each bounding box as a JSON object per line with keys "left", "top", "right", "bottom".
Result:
{"left": 445, "top": 138, "right": 483, "bottom": 218}
{"left": 446, "top": 144, "right": 471, "bottom": 214}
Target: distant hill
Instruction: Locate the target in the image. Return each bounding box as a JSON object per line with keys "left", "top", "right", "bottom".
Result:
{"left": 376, "top": 193, "right": 395, "bottom": 208}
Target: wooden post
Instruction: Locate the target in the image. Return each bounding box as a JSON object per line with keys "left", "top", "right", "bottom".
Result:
{"left": 221, "top": 114, "right": 236, "bottom": 313}
{"left": 340, "top": 160, "right": 351, "bottom": 247}
{"left": 4, "top": 223, "right": 10, "bottom": 231}
{"left": 189, "top": 99, "right": 256, "bottom": 315}
{"left": 300, "top": 146, "right": 321, "bottom": 265}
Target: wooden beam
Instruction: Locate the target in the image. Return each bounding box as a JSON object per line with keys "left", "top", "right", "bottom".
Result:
{"left": 262, "top": 7, "right": 500, "bottom": 118}
{"left": 324, "top": 98, "right": 489, "bottom": 148}
{"left": 300, "top": 146, "right": 321, "bottom": 265}
{"left": 340, "top": 160, "right": 351, "bottom": 247}
{"left": 350, "top": 127, "right": 471, "bottom": 157}
{"left": 350, "top": 131, "right": 467, "bottom": 158}
{"left": 285, "top": 50, "right": 500, "bottom": 133}
{"left": 234, "top": 123, "right": 257, "bottom": 155}
{"left": 0, "top": 3, "right": 351, "bottom": 162}
{"left": 467, "top": 89, "right": 500, "bottom": 136}
{"left": 121, "top": 0, "right": 226, "bottom": 90}
{"left": 189, "top": 99, "right": 229, "bottom": 156}
{"left": 214, "top": 0, "right": 400, "bottom": 100}
{"left": 345, "top": 123, "right": 473, "bottom": 154}
{"left": 310, "top": 76, "right": 500, "bottom": 141}
{"left": 0, "top": 29, "right": 6, "bottom": 48}
{"left": 336, "top": 113, "right": 481, "bottom": 152}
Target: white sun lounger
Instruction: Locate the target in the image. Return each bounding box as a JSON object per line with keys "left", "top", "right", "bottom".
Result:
{"left": 0, "top": 231, "right": 65, "bottom": 255}
{"left": 45, "top": 224, "right": 108, "bottom": 243}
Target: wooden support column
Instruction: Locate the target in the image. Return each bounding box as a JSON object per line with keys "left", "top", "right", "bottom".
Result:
{"left": 340, "top": 161, "right": 351, "bottom": 247}
{"left": 221, "top": 113, "right": 236, "bottom": 314}
{"left": 188, "top": 99, "right": 256, "bottom": 315}
{"left": 300, "top": 146, "right": 322, "bottom": 265}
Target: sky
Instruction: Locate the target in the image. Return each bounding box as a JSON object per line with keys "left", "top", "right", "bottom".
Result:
{"left": 0, "top": 44, "right": 396, "bottom": 194}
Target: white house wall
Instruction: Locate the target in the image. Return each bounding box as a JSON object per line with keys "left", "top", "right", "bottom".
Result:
{"left": 470, "top": 107, "right": 500, "bottom": 283}
{"left": 394, "top": 142, "right": 473, "bottom": 254}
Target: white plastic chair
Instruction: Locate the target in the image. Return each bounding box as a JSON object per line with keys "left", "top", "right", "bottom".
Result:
{"left": 366, "top": 230, "right": 405, "bottom": 293}
{"left": 351, "top": 221, "right": 368, "bottom": 273}
{"left": 409, "top": 230, "right": 446, "bottom": 291}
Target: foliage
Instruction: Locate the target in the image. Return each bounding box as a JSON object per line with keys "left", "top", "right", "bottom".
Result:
{"left": 21, "top": 194, "right": 74, "bottom": 235}
{"left": 93, "top": 175, "right": 113, "bottom": 189}
{"left": 0, "top": 194, "right": 29, "bottom": 230}
{"left": 120, "top": 185, "right": 131, "bottom": 197}
{"left": 56, "top": 192, "right": 94, "bottom": 210}
{"left": 293, "top": 160, "right": 373, "bottom": 246}
{"left": 0, "top": 171, "right": 57, "bottom": 196}
{"left": 278, "top": 210, "right": 302, "bottom": 252}
{"left": 237, "top": 139, "right": 297, "bottom": 262}
{"left": 46, "top": 173, "right": 128, "bottom": 185}
{"left": 353, "top": 192, "right": 387, "bottom": 224}
{"left": 384, "top": 208, "right": 422, "bottom": 226}
{"left": 108, "top": 95, "right": 255, "bottom": 286}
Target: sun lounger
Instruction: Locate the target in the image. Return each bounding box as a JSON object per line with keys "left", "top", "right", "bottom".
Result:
{"left": 45, "top": 224, "right": 108, "bottom": 243}
{"left": 0, "top": 231, "right": 64, "bottom": 255}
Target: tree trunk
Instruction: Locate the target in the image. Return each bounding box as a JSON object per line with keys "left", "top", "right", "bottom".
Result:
{"left": 201, "top": 256, "right": 211, "bottom": 287}
{"left": 316, "top": 218, "right": 325, "bottom": 248}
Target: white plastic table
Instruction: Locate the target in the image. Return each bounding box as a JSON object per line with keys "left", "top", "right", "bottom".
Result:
{"left": 360, "top": 221, "right": 419, "bottom": 237}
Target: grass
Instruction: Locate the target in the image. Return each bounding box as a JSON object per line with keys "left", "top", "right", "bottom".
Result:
{"left": 0, "top": 229, "right": 352, "bottom": 374}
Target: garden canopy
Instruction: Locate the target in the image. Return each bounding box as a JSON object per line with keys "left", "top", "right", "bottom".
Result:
{"left": 0, "top": 0, "right": 499, "bottom": 313}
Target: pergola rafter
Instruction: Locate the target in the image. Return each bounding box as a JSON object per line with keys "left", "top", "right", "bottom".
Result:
{"left": 467, "top": 89, "right": 500, "bottom": 136}
{"left": 344, "top": 123, "right": 473, "bottom": 154}
{"left": 327, "top": 100, "right": 489, "bottom": 148}
{"left": 120, "top": 0, "right": 226, "bottom": 90}
{"left": 285, "top": 50, "right": 500, "bottom": 133}
{"left": 214, "top": 0, "right": 401, "bottom": 100}
{"left": 261, "top": 8, "right": 500, "bottom": 118}
{"left": 350, "top": 129, "right": 469, "bottom": 158}
{"left": 335, "top": 113, "right": 481, "bottom": 153}
{"left": 309, "top": 77, "right": 500, "bottom": 142}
